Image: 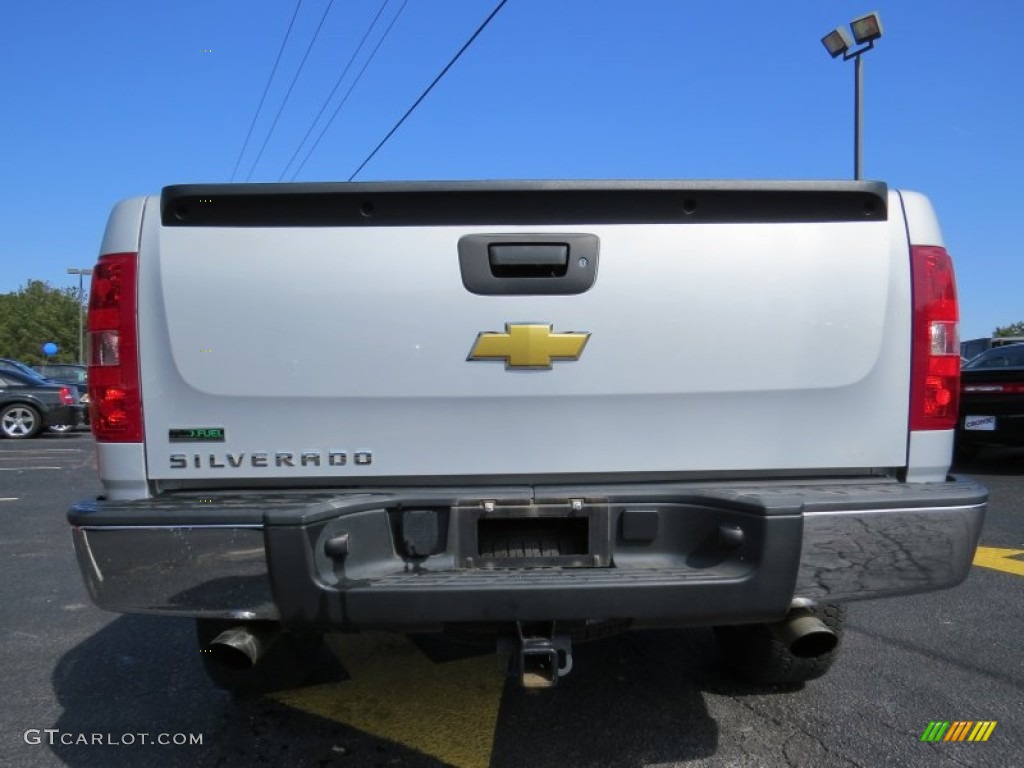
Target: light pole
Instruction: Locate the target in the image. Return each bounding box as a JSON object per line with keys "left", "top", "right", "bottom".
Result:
{"left": 822, "top": 12, "right": 884, "bottom": 180}
{"left": 67, "top": 268, "right": 93, "bottom": 365}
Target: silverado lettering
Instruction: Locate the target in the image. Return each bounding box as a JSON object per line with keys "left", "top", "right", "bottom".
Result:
{"left": 168, "top": 450, "right": 371, "bottom": 469}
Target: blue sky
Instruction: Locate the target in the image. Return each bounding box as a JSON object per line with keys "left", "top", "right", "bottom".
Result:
{"left": 1, "top": 0, "right": 1021, "bottom": 340}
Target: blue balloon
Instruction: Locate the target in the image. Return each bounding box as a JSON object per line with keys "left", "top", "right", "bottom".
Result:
{"left": 42, "top": 342, "right": 58, "bottom": 356}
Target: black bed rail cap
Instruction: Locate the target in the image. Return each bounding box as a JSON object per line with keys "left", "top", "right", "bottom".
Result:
{"left": 161, "top": 179, "right": 889, "bottom": 228}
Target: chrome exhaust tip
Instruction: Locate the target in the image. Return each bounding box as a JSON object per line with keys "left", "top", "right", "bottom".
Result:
{"left": 770, "top": 608, "right": 839, "bottom": 659}
{"left": 207, "top": 623, "right": 283, "bottom": 670}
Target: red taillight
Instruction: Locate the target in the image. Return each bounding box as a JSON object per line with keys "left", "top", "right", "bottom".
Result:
{"left": 87, "top": 252, "right": 143, "bottom": 442}
{"left": 59, "top": 386, "right": 75, "bottom": 406}
{"left": 909, "top": 246, "right": 959, "bottom": 430}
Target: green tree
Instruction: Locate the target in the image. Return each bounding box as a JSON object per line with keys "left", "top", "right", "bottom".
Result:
{"left": 993, "top": 321, "right": 1024, "bottom": 337}
{"left": 0, "top": 280, "right": 83, "bottom": 364}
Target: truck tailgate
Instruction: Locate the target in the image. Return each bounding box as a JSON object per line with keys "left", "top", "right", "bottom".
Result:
{"left": 140, "top": 181, "right": 909, "bottom": 481}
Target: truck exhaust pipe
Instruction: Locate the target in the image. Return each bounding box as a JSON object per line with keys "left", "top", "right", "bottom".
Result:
{"left": 207, "top": 623, "right": 283, "bottom": 670}
{"left": 770, "top": 608, "right": 838, "bottom": 658}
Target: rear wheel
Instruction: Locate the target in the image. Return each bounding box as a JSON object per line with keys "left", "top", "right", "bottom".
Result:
{"left": 714, "top": 604, "right": 845, "bottom": 685}
{"left": 1, "top": 404, "right": 43, "bottom": 439}
{"left": 196, "top": 619, "right": 325, "bottom": 696}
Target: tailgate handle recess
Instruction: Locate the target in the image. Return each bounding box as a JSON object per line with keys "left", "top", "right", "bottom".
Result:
{"left": 488, "top": 244, "right": 568, "bottom": 277}
{"left": 459, "top": 233, "right": 599, "bottom": 296}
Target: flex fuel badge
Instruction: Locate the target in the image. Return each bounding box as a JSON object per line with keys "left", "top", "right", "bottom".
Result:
{"left": 169, "top": 428, "right": 225, "bottom": 443}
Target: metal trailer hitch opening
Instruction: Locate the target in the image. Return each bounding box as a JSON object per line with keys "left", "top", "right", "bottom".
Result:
{"left": 500, "top": 621, "right": 574, "bottom": 689}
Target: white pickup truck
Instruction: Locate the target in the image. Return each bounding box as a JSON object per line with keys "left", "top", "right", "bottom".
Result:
{"left": 69, "top": 180, "right": 986, "bottom": 692}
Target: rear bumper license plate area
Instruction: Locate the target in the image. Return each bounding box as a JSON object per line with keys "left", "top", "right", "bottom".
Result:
{"left": 67, "top": 478, "right": 987, "bottom": 628}
{"left": 464, "top": 505, "right": 608, "bottom": 568}
{"left": 272, "top": 497, "right": 803, "bottom": 627}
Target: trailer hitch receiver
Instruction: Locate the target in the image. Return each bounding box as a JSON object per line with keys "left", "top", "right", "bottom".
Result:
{"left": 500, "top": 622, "right": 573, "bottom": 689}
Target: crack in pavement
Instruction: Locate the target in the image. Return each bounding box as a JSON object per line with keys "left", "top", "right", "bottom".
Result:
{"left": 727, "top": 692, "right": 865, "bottom": 768}
{"left": 845, "top": 623, "right": 1022, "bottom": 687}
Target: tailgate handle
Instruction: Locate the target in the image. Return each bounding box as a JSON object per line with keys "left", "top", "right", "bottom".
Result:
{"left": 488, "top": 244, "right": 568, "bottom": 277}
{"left": 459, "top": 234, "right": 599, "bottom": 296}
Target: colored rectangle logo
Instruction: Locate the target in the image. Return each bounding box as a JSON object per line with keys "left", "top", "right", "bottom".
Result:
{"left": 920, "top": 721, "right": 949, "bottom": 742}
{"left": 921, "top": 721, "right": 996, "bottom": 742}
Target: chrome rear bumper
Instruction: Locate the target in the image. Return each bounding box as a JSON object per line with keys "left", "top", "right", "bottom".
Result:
{"left": 72, "top": 525, "right": 279, "bottom": 620}
{"left": 69, "top": 479, "right": 987, "bottom": 625}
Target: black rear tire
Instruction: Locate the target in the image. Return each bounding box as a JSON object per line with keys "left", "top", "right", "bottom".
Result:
{"left": 196, "top": 619, "right": 324, "bottom": 697}
{"left": 713, "top": 604, "right": 845, "bottom": 685}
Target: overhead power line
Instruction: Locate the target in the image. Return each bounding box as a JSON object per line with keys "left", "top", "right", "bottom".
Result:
{"left": 348, "top": 0, "right": 510, "bottom": 181}
{"left": 289, "top": 0, "right": 410, "bottom": 181}
{"left": 245, "top": 0, "right": 337, "bottom": 182}
{"left": 230, "top": 0, "right": 304, "bottom": 182}
{"left": 279, "top": 0, "right": 393, "bottom": 182}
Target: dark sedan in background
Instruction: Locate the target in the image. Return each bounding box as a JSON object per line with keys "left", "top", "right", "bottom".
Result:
{"left": 0, "top": 368, "right": 84, "bottom": 439}
{"left": 33, "top": 362, "right": 88, "bottom": 386}
{"left": 31, "top": 363, "right": 90, "bottom": 428}
{"left": 956, "top": 343, "right": 1024, "bottom": 458}
{"left": 1, "top": 358, "right": 90, "bottom": 430}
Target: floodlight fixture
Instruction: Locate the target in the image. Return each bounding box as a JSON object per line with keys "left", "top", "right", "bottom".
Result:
{"left": 821, "top": 27, "right": 852, "bottom": 58}
{"left": 851, "top": 12, "right": 884, "bottom": 45}
{"left": 821, "top": 12, "right": 884, "bottom": 180}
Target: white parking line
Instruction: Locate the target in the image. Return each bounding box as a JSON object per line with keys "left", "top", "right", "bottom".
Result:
{"left": 0, "top": 457, "right": 71, "bottom": 460}
{"left": 0, "top": 457, "right": 78, "bottom": 461}
{"left": 0, "top": 497, "right": 19, "bottom": 501}
{"left": 0, "top": 467, "right": 62, "bottom": 471}
{"left": 0, "top": 448, "right": 84, "bottom": 452}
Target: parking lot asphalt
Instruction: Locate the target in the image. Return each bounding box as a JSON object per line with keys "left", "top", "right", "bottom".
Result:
{"left": 0, "top": 433, "right": 1021, "bottom": 767}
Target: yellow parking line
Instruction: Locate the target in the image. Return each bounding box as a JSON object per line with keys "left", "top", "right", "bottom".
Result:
{"left": 272, "top": 633, "right": 504, "bottom": 768}
{"left": 973, "top": 547, "right": 1024, "bottom": 577}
